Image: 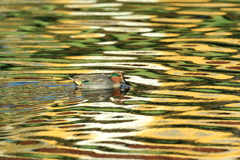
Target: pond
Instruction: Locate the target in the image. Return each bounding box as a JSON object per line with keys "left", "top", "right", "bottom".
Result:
{"left": 0, "top": 0, "right": 240, "bottom": 159}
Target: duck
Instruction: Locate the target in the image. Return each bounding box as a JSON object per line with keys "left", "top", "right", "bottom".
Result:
{"left": 69, "top": 71, "right": 130, "bottom": 90}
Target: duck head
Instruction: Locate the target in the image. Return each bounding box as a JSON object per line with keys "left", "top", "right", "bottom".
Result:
{"left": 110, "top": 71, "right": 130, "bottom": 86}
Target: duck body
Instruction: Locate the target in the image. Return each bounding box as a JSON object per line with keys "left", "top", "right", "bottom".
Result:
{"left": 69, "top": 72, "right": 130, "bottom": 90}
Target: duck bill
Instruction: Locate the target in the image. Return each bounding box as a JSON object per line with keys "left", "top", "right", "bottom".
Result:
{"left": 122, "top": 79, "right": 131, "bottom": 86}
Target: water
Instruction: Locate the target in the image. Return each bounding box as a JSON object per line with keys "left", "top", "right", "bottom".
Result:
{"left": 0, "top": 0, "right": 240, "bottom": 159}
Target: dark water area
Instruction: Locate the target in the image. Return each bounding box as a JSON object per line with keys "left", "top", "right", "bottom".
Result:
{"left": 1, "top": 0, "right": 240, "bottom": 159}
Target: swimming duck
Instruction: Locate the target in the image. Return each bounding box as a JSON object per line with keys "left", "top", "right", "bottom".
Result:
{"left": 69, "top": 71, "right": 130, "bottom": 90}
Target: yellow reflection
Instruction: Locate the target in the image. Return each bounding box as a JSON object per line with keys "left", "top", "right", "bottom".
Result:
{"left": 0, "top": 6, "right": 40, "bottom": 10}
{"left": 0, "top": 39, "right": 59, "bottom": 43}
{"left": 160, "top": 82, "right": 190, "bottom": 87}
{"left": 167, "top": 43, "right": 237, "bottom": 52}
{"left": 151, "top": 18, "right": 203, "bottom": 23}
{"left": 205, "top": 32, "right": 233, "bottom": 36}
{"left": 138, "top": 128, "right": 232, "bottom": 141}
{"left": 0, "top": 28, "right": 17, "bottom": 32}
{"left": 64, "top": 3, "right": 123, "bottom": 8}
{"left": 132, "top": 104, "right": 200, "bottom": 111}
{"left": 0, "top": 22, "right": 25, "bottom": 25}
{"left": 225, "top": 103, "right": 240, "bottom": 108}
{"left": 149, "top": 89, "right": 240, "bottom": 101}
{"left": 94, "top": 41, "right": 117, "bottom": 45}
{"left": 0, "top": 70, "right": 103, "bottom": 74}
{"left": 59, "top": 19, "right": 161, "bottom": 26}
{"left": 46, "top": 25, "right": 100, "bottom": 29}
{"left": 117, "top": 0, "right": 210, "bottom": 2}
{"left": 70, "top": 33, "right": 105, "bottom": 38}
{"left": 191, "top": 28, "right": 220, "bottom": 32}
{"left": 104, "top": 27, "right": 152, "bottom": 32}
{"left": 0, "top": 50, "right": 38, "bottom": 54}
{"left": 112, "top": 15, "right": 157, "bottom": 19}
{"left": 3, "top": 34, "right": 55, "bottom": 38}
{"left": 192, "top": 85, "right": 240, "bottom": 91}
{"left": 141, "top": 32, "right": 179, "bottom": 37}
{"left": 59, "top": 19, "right": 197, "bottom": 27}
{"left": 170, "top": 3, "right": 238, "bottom": 7}
{"left": 166, "top": 70, "right": 233, "bottom": 80}
{"left": 161, "top": 38, "right": 240, "bottom": 45}
{"left": 47, "top": 30, "right": 82, "bottom": 34}
{"left": 164, "top": 7, "right": 180, "bottom": 11}
{"left": 175, "top": 11, "right": 226, "bottom": 15}
{"left": 65, "top": 56, "right": 136, "bottom": 60}
{"left": 162, "top": 24, "right": 198, "bottom": 28}
{"left": 55, "top": 10, "right": 132, "bottom": 16}
{"left": 221, "top": 8, "right": 240, "bottom": 11}
{"left": 18, "top": 45, "right": 70, "bottom": 48}
{"left": 104, "top": 50, "right": 178, "bottom": 55}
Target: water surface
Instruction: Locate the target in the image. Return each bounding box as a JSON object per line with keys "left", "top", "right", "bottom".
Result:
{"left": 0, "top": 0, "right": 240, "bottom": 159}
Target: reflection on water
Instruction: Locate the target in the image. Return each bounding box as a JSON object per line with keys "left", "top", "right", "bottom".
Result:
{"left": 0, "top": 0, "right": 240, "bottom": 159}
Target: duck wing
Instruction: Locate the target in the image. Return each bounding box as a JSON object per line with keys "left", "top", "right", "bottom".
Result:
{"left": 70, "top": 74, "right": 109, "bottom": 86}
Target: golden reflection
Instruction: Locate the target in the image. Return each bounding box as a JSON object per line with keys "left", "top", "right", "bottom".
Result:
{"left": 0, "top": 6, "right": 40, "bottom": 10}
{"left": 225, "top": 103, "right": 240, "bottom": 108}
{"left": 141, "top": 32, "right": 179, "bottom": 37}
{"left": 0, "top": 70, "right": 104, "bottom": 74}
{"left": 0, "top": 22, "right": 26, "bottom": 25}
{"left": 191, "top": 28, "right": 220, "bottom": 32}
{"left": 170, "top": 2, "right": 238, "bottom": 7}
{"left": 161, "top": 38, "right": 240, "bottom": 45}
{"left": 103, "top": 27, "right": 153, "bottom": 32}
{"left": 3, "top": 34, "right": 55, "bottom": 38}
{"left": 55, "top": 11, "right": 133, "bottom": 16}
{"left": 117, "top": 0, "right": 210, "bottom": 2}
{"left": 162, "top": 24, "right": 197, "bottom": 28}
{"left": 94, "top": 41, "right": 117, "bottom": 45}
{"left": 175, "top": 11, "right": 226, "bottom": 15}
{"left": 64, "top": 3, "right": 123, "bottom": 8}
{"left": 0, "top": 50, "right": 38, "bottom": 54}
{"left": 104, "top": 50, "right": 177, "bottom": 55}
{"left": 59, "top": 19, "right": 198, "bottom": 28}
{"left": 191, "top": 85, "right": 240, "bottom": 91}
{"left": 221, "top": 8, "right": 240, "bottom": 11}
{"left": 167, "top": 43, "right": 238, "bottom": 52}
{"left": 59, "top": 19, "right": 161, "bottom": 26}
{"left": 0, "top": 28, "right": 17, "bottom": 32}
{"left": 64, "top": 56, "right": 136, "bottom": 60}
{"left": 205, "top": 32, "right": 233, "bottom": 36}
{"left": 164, "top": 7, "right": 180, "bottom": 10}
{"left": 70, "top": 33, "right": 105, "bottom": 38}
{"left": 138, "top": 128, "right": 232, "bottom": 141}
{"left": 71, "top": 62, "right": 168, "bottom": 70}
{"left": 46, "top": 25, "right": 100, "bottom": 29}
{"left": 132, "top": 104, "right": 200, "bottom": 111}
{"left": 166, "top": 70, "right": 233, "bottom": 80}
{"left": 0, "top": 39, "right": 59, "bottom": 43}
{"left": 151, "top": 18, "right": 203, "bottom": 23}
{"left": 18, "top": 45, "right": 71, "bottom": 48}
{"left": 148, "top": 89, "right": 240, "bottom": 101}
{"left": 47, "top": 30, "right": 82, "bottom": 34}
{"left": 112, "top": 15, "right": 157, "bottom": 19}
